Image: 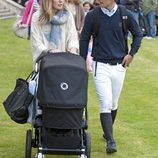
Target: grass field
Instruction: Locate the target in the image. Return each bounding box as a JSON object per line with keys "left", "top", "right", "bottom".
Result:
{"left": 0, "top": 18, "right": 158, "bottom": 158}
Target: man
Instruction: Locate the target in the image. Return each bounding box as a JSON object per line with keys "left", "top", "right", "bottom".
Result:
{"left": 141, "top": 0, "right": 158, "bottom": 39}
{"left": 80, "top": 0, "right": 142, "bottom": 154}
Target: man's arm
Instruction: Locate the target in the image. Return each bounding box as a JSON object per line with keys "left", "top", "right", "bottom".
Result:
{"left": 127, "top": 11, "right": 143, "bottom": 56}
{"left": 122, "top": 10, "right": 143, "bottom": 67}
{"left": 80, "top": 12, "right": 93, "bottom": 60}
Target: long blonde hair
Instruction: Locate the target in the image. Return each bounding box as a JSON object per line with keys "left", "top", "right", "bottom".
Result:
{"left": 39, "top": 0, "right": 67, "bottom": 25}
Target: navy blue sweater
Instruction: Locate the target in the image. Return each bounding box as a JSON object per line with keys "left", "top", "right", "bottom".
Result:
{"left": 80, "top": 7, "right": 143, "bottom": 63}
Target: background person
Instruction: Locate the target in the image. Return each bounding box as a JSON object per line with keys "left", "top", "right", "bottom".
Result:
{"left": 21, "top": 0, "right": 40, "bottom": 39}
{"left": 80, "top": 0, "right": 142, "bottom": 154}
{"left": 119, "top": 0, "right": 141, "bottom": 24}
{"left": 31, "top": 0, "right": 79, "bottom": 63}
{"left": 156, "top": 5, "right": 158, "bottom": 35}
{"left": 141, "top": 0, "right": 158, "bottom": 39}
{"left": 83, "top": 1, "right": 93, "bottom": 15}
{"left": 13, "top": 0, "right": 28, "bottom": 6}
{"left": 67, "top": 0, "right": 85, "bottom": 37}
{"left": 119, "top": 0, "right": 142, "bottom": 39}
{"left": 93, "top": 0, "right": 100, "bottom": 6}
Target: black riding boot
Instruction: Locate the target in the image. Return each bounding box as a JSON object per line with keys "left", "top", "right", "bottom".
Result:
{"left": 100, "top": 113, "right": 117, "bottom": 154}
{"left": 111, "top": 109, "right": 117, "bottom": 124}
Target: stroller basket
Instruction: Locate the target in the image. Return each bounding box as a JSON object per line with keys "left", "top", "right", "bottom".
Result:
{"left": 42, "top": 108, "right": 84, "bottom": 129}
{"left": 42, "top": 128, "right": 81, "bottom": 149}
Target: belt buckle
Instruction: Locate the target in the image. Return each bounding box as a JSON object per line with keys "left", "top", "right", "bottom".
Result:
{"left": 109, "top": 62, "right": 117, "bottom": 65}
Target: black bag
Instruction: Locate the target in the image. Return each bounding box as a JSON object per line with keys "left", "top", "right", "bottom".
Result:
{"left": 3, "top": 73, "right": 34, "bottom": 124}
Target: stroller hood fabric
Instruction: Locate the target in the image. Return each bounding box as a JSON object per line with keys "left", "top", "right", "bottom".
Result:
{"left": 37, "top": 53, "right": 88, "bottom": 108}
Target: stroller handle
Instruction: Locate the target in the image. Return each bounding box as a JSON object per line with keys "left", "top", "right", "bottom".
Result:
{"left": 34, "top": 51, "right": 49, "bottom": 72}
{"left": 35, "top": 50, "right": 49, "bottom": 63}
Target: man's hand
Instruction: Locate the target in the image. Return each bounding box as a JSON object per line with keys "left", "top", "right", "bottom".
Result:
{"left": 86, "top": 54, "right": 93, "bottom": 73}
{"left": 122, "top": 54, "right": 133, "bottom": 68}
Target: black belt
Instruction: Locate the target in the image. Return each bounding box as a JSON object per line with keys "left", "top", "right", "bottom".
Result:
{"left": 94, "top": 60, "right": 124, "bottom": 76}
{"left": 93, "top": 58, "right": 123, "bottom": 66}
{"left": 105, "top": 61, "right": 122, "bottom": 65}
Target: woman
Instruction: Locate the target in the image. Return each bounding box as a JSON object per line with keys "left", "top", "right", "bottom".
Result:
{"left": 67, "top": 0, "right": 85, "bottom": 37}
{"left": 31, "top": 0, "right": 79, "bottom": 62}
{"left": 22, "top": 0, "right": 40, "bottom": 38}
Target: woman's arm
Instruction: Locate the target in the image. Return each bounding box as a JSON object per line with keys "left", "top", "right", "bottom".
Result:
{"left": 31, "top": 12, "right": 48, "bottom": 62}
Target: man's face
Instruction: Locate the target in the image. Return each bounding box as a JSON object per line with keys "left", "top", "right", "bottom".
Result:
{"left": 99, "top": 0, "right": 114, "bottom": 9}
{"left": 83, "top": 4, "right": 91, "bottom": 12}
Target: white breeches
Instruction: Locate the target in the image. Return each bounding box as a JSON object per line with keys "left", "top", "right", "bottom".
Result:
{"left": 92, "top": 62, "right": 126, "bottom": 113}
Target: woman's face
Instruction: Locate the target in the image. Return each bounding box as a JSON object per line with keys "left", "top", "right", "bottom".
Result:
{"left": 52, "top": 0, "right": 65, "bottom": 11}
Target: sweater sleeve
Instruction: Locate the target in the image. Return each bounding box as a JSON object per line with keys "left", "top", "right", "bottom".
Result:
{"left": 80, "top": 5, "right": 85, "bottom": 29}
{"left": 31, "top": 11, "right": 48, "bottom": 62}
{"left": 66, "top": 12, "right": 79, "bottom": 53}
{"left": 127, "top": 11, "right": 143, "bottom": 56}
{"left": 79, "top": 11, "right": 93, "bottom": 60}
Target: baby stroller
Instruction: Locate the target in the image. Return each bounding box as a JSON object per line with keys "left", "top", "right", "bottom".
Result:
{"left": 25, "top": 52, "right": 91, "bottom": 158}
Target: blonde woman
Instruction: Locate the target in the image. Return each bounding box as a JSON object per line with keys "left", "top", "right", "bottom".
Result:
{"left": 31, "top": 0, "right": 79, "bottom": 62}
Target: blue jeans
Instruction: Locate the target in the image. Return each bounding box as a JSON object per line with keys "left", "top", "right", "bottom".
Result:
{"left": 144, "top": 10, "right": 157, "bottom": 37}
{"left": 28, "top": 26, "right": 31, "bottom": 38}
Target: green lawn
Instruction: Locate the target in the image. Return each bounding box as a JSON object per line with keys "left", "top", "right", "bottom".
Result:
{"left": 0, "top": 18, "right": 158, "bottom": 158}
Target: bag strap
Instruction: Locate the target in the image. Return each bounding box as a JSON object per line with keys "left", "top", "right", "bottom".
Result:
{"left": 118, "top": 5, "right": 129, "bottom": 53}
{"left": 91, "top": 5, "right": 129, "bottom": 55}
{"left": 91, "top": 6, "right": 100, "bottom": 42}
{"left": 91, "top": 6, "right": 100, "bottom": 58}
{"left": 26, "top": 70, "right": 35, "bottom": 81}
{"left": 92, "top": 6, "right": 100, "bottom": 40}
{"left": 92, "top": 5, "right": 129, "bottom": 41}
{"left": 26, "top": 2, "right": 34, "bottom": 26}
{"left": 118, "top": 5, "right": 129, "bottom": 40}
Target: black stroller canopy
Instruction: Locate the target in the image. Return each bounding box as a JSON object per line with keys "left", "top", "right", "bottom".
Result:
{"left": 37, "top": 52, "right": 88, "bottom": 108}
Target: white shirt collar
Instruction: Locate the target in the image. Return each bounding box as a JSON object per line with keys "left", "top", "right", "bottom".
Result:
{"left": 101, "top": 4, "right": 118, "bottom": 17}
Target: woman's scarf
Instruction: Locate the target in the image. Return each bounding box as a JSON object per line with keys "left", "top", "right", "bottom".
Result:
{"left": 47, "top": 10, "right": 69, "bottom": 50}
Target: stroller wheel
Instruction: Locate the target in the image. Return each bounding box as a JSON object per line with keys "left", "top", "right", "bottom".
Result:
{"left": 36, "top": 153, "right": 45, "bottom": 158}
{"left": 25, "top": 129, "right": 32, "bottom": 158}
{"left": 78, "top": 154, "right": 87, "bottom": 158}
{"left": 85, "top": 132, "right": 91, "bottom": 158}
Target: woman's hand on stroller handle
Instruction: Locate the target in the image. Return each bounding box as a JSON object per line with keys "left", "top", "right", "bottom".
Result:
{"left": 35, "top": 50, "right": 49, "bottom": 63}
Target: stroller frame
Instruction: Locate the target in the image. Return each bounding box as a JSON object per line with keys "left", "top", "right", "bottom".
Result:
{"left": 26, "top": 109, "right": 90, "bottom": 158}
{"left": 25, "top": 52, "right": 91, "bottom": 158}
